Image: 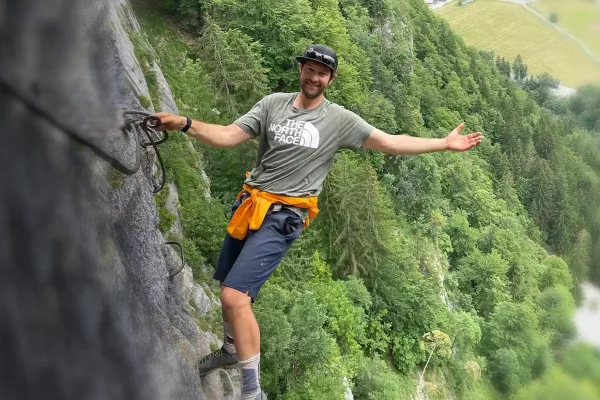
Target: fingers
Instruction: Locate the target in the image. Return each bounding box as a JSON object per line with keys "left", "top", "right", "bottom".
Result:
{"left": 468, "top": 136, "right": 483, "bottom": 148}
{"left": 152, "top": 112, "right": 168, "bottom": 130}
{"left": 154, "top": 112, "right": 175, "bottom": 124}
{"left": 455, "top": 122, "right": 465, "bottom": 132}
{"left": 152, "top": 111, "right": 180, "bottom": 131}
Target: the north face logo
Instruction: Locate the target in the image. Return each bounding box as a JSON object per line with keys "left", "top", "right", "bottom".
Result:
{"left": 270, "top": 119, "right": 320, "bottom": 149}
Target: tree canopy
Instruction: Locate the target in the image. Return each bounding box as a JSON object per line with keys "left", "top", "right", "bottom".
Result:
{"left": 133, "top": 0, "right": 600, "bottom": 397}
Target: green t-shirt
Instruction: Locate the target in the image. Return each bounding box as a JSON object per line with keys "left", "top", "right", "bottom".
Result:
{"left": 234, "top": 92, "right": 374, "bottom": 197}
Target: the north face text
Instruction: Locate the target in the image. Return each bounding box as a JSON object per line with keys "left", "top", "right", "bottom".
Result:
{"left": 270, "top": 119, "right": 320, "bottom": 149}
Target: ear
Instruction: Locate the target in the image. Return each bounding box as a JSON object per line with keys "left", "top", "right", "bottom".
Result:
{"left": 329, "top": 72, "right": 337, "bottom": 83}
{"left": 298, "top": 63, "right": 304, "bottom": 74}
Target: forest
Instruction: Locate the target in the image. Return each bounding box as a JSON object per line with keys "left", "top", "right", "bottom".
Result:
{"left": 130, "top": 0, "right": 600, "bottom": 398}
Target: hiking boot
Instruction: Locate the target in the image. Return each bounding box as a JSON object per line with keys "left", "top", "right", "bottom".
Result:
{"left": 197, "top": 346, "right": 239, "bottom": 377}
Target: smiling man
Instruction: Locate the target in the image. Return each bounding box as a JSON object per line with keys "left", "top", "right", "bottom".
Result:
{"left": 155, "top": 44, "right": 483, "bottom": 399}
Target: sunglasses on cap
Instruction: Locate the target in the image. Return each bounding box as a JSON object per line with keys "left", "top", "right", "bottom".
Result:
{"left": 304, "top": 49, "right": 337, "bottom": 70}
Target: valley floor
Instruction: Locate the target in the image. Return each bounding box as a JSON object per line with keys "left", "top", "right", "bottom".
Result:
{"left": 435, "top": 0, "right": 600, "bottom": 87}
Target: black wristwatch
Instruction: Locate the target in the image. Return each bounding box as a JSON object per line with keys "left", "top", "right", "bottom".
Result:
{"left": 181, "top": 116, "right": 192, "bottom": 133}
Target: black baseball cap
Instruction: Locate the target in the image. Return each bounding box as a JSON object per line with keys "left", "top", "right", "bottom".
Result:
{"left": 296, "top": 44, "right": 338, "bottom": 73}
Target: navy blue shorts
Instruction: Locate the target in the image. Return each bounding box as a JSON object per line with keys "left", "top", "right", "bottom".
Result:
{"left": 213, "top": 197, "right": 304, "bottom": 300}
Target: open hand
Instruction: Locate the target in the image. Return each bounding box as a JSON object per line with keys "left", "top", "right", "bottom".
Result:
{"left": 445, "top": 123, "right": 483, "bottom": 151}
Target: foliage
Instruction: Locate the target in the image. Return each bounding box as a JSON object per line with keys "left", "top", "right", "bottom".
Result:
{"left": 522, "top": 72, "right": 560, "bottom": 107}
{"left": 128, "top": 29, "right": 161, "bottom": 108}
{"left": 539, "top": 255, "right": 573, "bottom": 291}
{"left": 353, "top": 356, "right": 415, "bottom": 400}
{"left": 513, "top": 343, "right": 600, "bottom": 398}
{"left": 318, "top": 151, "right": 398, "bottom": 279}
{"left": 514, "top": 366, "right": 600, "bottom": 400}
{"left": 560, "top": 343, "right": 600, "bottom": 386}
{"left": 131, "top": 0, "right": 600, "bottom": 397}
{"left": 488, "top": 348, "right": 524, "bottom": 394}
{"left": 537, "top": 285, "right": 576, "bottom": 348}
{"left": 512, "top": 54, "right": 527, "bottom": 81}
{"left": 154, "top": 183, "right": 177, "bottom": 233}
{"left": 453, "top": 250, "right": 511, "bottom": 317}
{"left": 447, "top": 311, "right": 482, "bottom": 358}
{"left": 196, "top": 18, "right": 269, "bottom": 117}
{"left": 161, "top": 131, "right": 228, "bottom": 265}
{"left": 570, "top": 85, "right": 600, "bottom": 132}
{"left": 420, "top": 330, "right": 453, "bottom": 377}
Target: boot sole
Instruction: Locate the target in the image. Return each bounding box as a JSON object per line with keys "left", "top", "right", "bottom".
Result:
{"left": 198, "top": 362, "right": 239, "bottom": 378}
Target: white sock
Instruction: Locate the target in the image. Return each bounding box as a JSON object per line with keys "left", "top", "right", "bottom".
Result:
{"left": 240, "top": 353, "right": 261, "bottom": 399}
{"left": 222, "top": 321, "right": 236, "bottom": 354}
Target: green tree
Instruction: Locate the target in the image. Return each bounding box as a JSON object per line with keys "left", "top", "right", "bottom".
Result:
{"left": 208, "top": 0, "right": 314, "bottom": 90}
{"left": 539, "top": 255, "right": 573, "bottom": 291}
{"left": 310, "top": 279, "right": 369, "bottom": 358}
{"left": 134, "top": 0, "right": 600, "bottom": 396}
{"left": 453, "top": 250, "right": 510, "bottom": 317}
{"left": 353, "top": 356, "right": 413, "bottom": 400}
{"left": 391, "top": 154, "right": 443, "bottom": 220}
{"left": 255, "top": 285, "right": 346, "bottom": 396}
{"left": 282, "top": 367, "right": 346, "bottom": 400}
{"left": 448, "top": 311, "right": 482, "bottom": 358}
{"left": 495, "top": 56, "right": 511, "bottom": 78}
{"left": 512, "top": 54, "right": 527, "bottom": 81}
{"left": 374, "top": 259, "right": 450, "bottom": 373}
{"left": 197, "top": 19, "right": 268, "bottom": 117}
{"left": 420, "top": 330, "right": 453, "bottom": 377}
{"left": 319, "top": 152, "right": 397, "bottom": 278}
{"left": 484, "top": 300, "right": 547, "bottom": 387}
{"left": 566, "top": 229, "right": 591, "bottom": 284}
{"left": 172, "top": 0, "right": 205, "bottom": 30}
{"left": 514, "top": 366, "right": 600, "bottom": 400}
{"left": 537, "top": 285, "right": 576, "bottom": 347}
{"left": 526, "top": 158, "right": 555, "bottom": 234}
{"left": 522, "top": 72, "right": 559, "bottom": 106}
{"left": 445, "top": 210, "right": 480, "bottom": 264}
{"left": 488, "top": 348, "right": 524, "bottom": 394}
{"left": 569, "top": 85, "right": 600, "bottom": 131}
{"left": 560, "top": 343, "right": 600, "bottom": 385}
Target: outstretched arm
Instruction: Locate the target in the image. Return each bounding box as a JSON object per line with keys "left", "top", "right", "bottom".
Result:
{"left": 154, "top": 112, "right": 253, "bottom": 149}
{"left": 363, "top": 123, "right": 483, "bottom": 155}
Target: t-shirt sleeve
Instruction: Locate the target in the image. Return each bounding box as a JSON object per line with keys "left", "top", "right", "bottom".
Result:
{"left": 234, "top": 96, "right": 268, "bottom": 137}
{"left": 338, "top": 108, "right": 374, "bottom": 150}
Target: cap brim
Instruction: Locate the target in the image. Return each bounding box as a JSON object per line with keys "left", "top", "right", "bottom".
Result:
{"left": 296, "top": 56, "right": 336, "bottom": 72}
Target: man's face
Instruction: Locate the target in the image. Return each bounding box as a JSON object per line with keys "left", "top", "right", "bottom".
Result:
{"left": 299, "top": 61, "right": 335, "bottom": 99}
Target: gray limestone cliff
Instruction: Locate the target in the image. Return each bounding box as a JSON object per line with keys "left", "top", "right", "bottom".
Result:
{"left": 0, "top": 0, "right": 235, "bottom": 398}
{"left": 106, "top": 0, "right": 239, "bottom": 398}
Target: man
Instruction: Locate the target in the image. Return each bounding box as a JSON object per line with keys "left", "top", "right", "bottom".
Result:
{"left": 155, "top": 44, "right": 482, "bottom": 399}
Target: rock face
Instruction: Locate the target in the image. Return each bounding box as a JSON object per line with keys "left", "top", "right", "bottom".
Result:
{"left": 0, "top": 0, "right": 231, "bottom": 399}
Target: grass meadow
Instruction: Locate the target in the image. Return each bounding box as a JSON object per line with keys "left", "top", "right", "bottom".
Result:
{"left": 435, "top": 0, "right": 600, "bottom": 88}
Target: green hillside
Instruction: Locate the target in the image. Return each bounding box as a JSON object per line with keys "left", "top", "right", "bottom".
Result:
{"left": 131, "top": 0, "right": 600, "bottom": 398}
{"left": 435, "top": 0, "right": 600, "bottom": 88}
